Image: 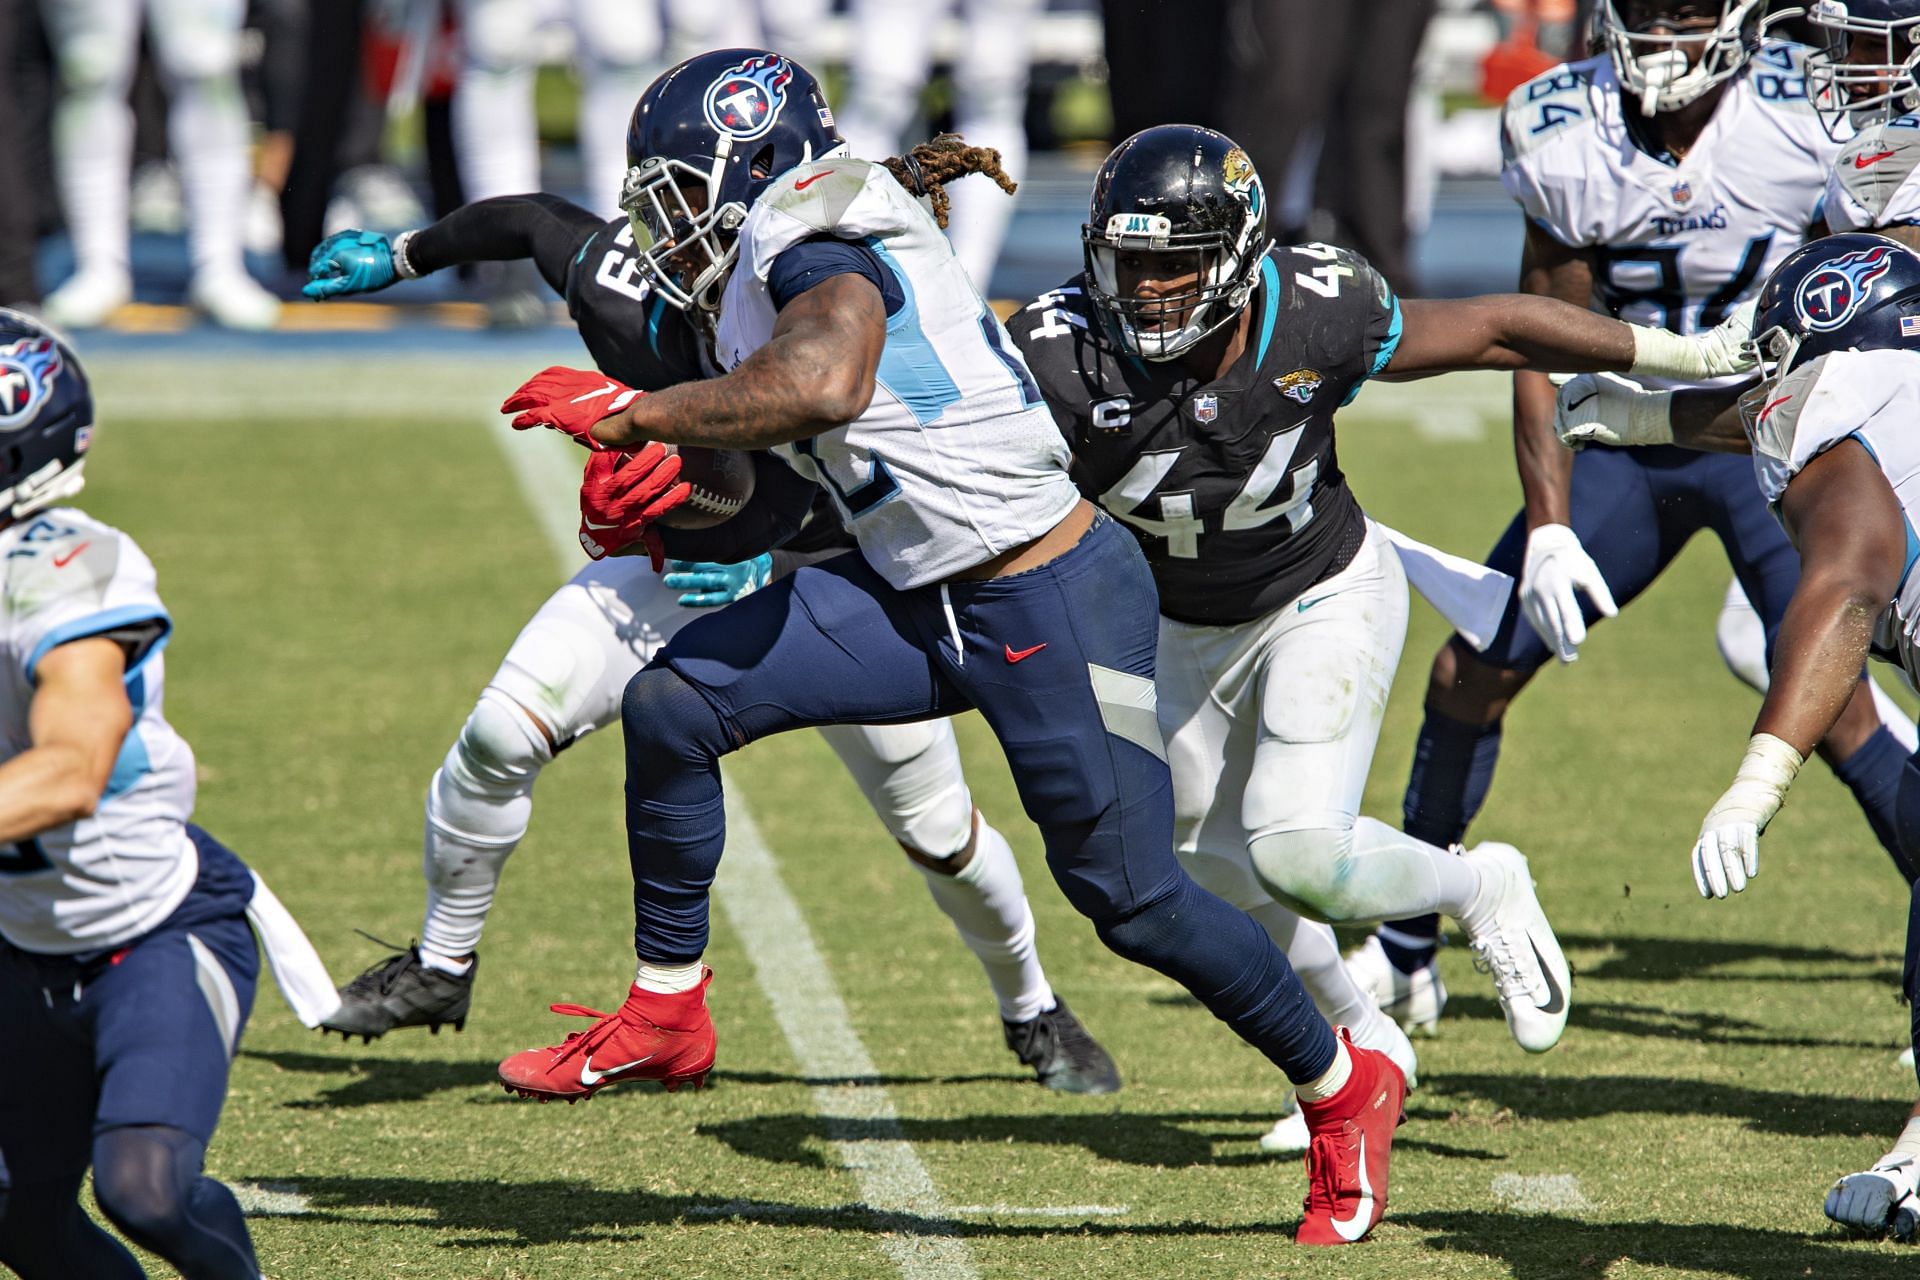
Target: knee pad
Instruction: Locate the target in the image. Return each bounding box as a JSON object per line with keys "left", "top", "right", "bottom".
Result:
{"left": 90, "top": 1127, "right": 196, "bottom": 1250}
{"left": 1246, "top": 824, "right": 1363, "bottom": 923}
{"left": 837, "top": 724, "right": 975, "bottom": 859}
{"left": 55, "top": 31, "right": 136, "bottom": 98}
{"left": 446, "top": 688, "right": 553, "bottom": 796}
{"left": 458, "top": 0, "right": 540, "bottom": 72}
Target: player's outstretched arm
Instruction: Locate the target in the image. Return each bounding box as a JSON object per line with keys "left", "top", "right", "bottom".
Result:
{"left": 591, "top": 274, "right": 888, "bottom": 451}
{"left": 1383, "top": 292, "right": 1753, "bottom": 382}
{"left": 1555, "top": 376, "right": 1753, "bottom": 453}
{"left": 1690, "top": 441, "right": 1905, "bottom": 898}
{"left": 304, "top": 194, "right": 603, "bottom": 299}
{"left": 0, "top": 637, "right": 132, "bottom": 844}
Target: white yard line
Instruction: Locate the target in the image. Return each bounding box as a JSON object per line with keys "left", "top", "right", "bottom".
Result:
{"left": 490, "top": 420, "right": 979, "bottom": 1280}
{"left": 1490, "top": 1172, "right": 1594, "bottom": 1214}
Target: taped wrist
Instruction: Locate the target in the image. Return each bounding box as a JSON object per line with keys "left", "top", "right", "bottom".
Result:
{"left": 391, "top": 229, "right": 421, "bottom": 280}
{"left": 1701, "top": 733, "right": 1804, "bottom": 835}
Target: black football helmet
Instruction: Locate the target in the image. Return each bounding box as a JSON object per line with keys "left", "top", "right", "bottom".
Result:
{"left": 1081, "top": 124, "right": 1271, "bottom": 362}
{"left": 621, "top": 49, "right": 846, "bottom": 319}
{"left": 1803, "top": 0, "right": 1920, "bottom": 136}
{"left": 1741, "top": 232, "right": 1920, "bottom": 455}
{"left": 0, "top": 309, "right": 92, "bottom": 523}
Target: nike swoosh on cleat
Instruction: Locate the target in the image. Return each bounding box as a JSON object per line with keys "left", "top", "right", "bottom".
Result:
{"left": 1530, "top": 939, "right": 1566, "bottom": 1014}
{"left": 579, "top": 1053, "right": 655, "bottom": 1086}
{"left": 1329, "top": 1131, "right": 1375, "bottom": 1242}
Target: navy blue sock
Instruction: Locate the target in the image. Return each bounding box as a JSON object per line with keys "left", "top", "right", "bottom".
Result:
{"left": 1380, "top": 706, "right": 1507, "bottom": 973}
{"left": 1095, "top": 875, "right": 1337, "bottom": 1084}
{"left": 622, "top": 666, "right": 739, "bottom": 962}
{"left": 1834, "top": 725, "right": 1916, "bottom": 884}
{"left": 1907, "top": 876, "right": 1920, "bottom": 1093}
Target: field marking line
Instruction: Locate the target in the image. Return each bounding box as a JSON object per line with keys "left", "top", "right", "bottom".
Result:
{"left": 1490, "top": 1172, "right": 1594, "bottom": 1213}
{"left": 232, "top": 1182, "right": 313, "bottom": 1216}
{"left": 488, "top": 418, "right": 979, "bottom": 1280}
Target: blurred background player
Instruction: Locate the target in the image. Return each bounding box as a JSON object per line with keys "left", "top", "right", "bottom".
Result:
{"left": 1356, "top": 0, "right": 1920, "bottom": 1027}
{"left": 0, "top": 310, "right": 336, "bottom": 1278}
{"left": 301, "top": 196, "right": 1121, "bottom": 1094}
{"left": 835, "top": 0, "right": 1042, "bottom": 292}
{"left": 1552, "top": 229, "right": 1920, "bottom": 1241}
{"left": 36, "top": 0, "right": 280, "bottom": 329}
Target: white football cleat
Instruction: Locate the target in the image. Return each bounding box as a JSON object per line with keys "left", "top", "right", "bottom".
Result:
{"left": 1261, "top": 1020, "right": 1417, "bottom": 1157}
{"left": 1346, "top": 934, "right": 1448, "bottom": 1036}
{"left": 1826, "top": 1153, "right": 1920, "bottom": 1240}
{"left": 42, "top": 268, "right": 132, "bottom": 329}
{"left": 190, "top": 269, "right": 281, "bottom": 332}
{"left": 1461, "top": 842, "right": 1571, "bottom": 1053}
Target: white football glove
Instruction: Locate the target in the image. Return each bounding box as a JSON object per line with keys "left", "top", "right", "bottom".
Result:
{"left": 1519, "top": 524, "right": 1618, "bottom": 663}
{"left": 1825, "top": 1154, "right": 1920, "bottom": 1240}
{"left": 1691, "top": 733, "right": 1802, "bottom": 898}
{"left": 1627, "top": 299, "right": 1756, "bottom": 382}
{"left": 1554, "top": 372, "right": 1675, "bottom": 449}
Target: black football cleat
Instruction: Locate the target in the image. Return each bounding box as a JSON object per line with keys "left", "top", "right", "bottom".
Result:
{"left": 1002, "top": 998, "right": 1121, "bottom": 1094}
{"left": 322, "top": 940, "right": 476, "bottom": 1041}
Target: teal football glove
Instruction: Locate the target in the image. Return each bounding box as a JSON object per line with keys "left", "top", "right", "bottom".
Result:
{"left": 304, "top": 229, "right": 406, "bottom": 299}
{"left": 663, "top": 554, "right": 772, "bottom": 608}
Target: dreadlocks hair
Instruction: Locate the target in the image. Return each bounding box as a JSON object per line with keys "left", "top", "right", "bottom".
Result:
{"left": 882, "top": 133, "right": 1017, "bottom": 229}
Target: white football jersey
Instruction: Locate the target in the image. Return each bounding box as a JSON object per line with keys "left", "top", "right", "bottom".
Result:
{"left": 1502, "top": 43, "right": 1839, "bottom": 350}
{"left": 0, "top": 509, "right": 198, "bottom": 954}
{"left": 1824, "top": 115, "right": 1920, "bottom": 232}
{"left": 713, "top": 159, "right": 1079, "bottom": 590}
{"left": 1751, "top": 349, "right": 1920, "bottom": 686}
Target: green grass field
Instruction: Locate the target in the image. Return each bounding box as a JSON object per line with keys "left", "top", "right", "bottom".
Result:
{"left": 76, "top": 356, "right": 1917, "bottom": 1278}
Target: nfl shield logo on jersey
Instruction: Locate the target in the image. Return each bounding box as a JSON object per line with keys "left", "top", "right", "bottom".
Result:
{"left": 1191, "top": 393, "right": 1218, "bottom": 423}
{"left": 703, "top": 53, "right": 794, "bottom": 142}
{"left": 1795, "top": 245, "right": 1896, "bottom": 331}
{"left": 1274, "top": 369, "right": 1322, "bottom": 404}
{"left": 1670, "top": 180, "right": 1693, "bottom": 206}
{"left": 0, "top": 336, "right": 63, "bottom": 429}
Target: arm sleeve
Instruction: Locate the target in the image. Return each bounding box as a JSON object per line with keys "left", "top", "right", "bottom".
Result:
{"left": 655, "top": 451, "right": 823, "bottom": 563}
{"left": 766, "top": 236, "right": 904, "bottom": 314}
{"left": 406, "top": 194, "right": 606, "bottom": 295}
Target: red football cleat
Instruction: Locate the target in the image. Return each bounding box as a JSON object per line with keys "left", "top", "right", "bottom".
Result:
{"left": 498, "top": 969, "right": 716, "bottom": 1101}
{"left": 1295, "top": 1028, "right": 1406, "bottom": 1246}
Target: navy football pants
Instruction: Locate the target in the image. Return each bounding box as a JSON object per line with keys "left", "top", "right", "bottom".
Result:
{"left": 621, "top": 514, "right": 1339, "bottom": 1081}
{"left": 0, "top": 827, "right": 261, "bottom": 1279}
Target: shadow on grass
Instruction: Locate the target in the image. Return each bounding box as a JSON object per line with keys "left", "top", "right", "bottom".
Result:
{"left": 1426, "top": 1072, "right": 1906, "bottom": 1138}
{"left": 277, "top": 1174, "right": 1296, "bottom": 1248}
{"left": 1438, "top": 992, "right": 1898, "bottom": 1051}
{"left": 243, "top": 1049, "right": 503, "bottom": 1108}
{"left": 1556, "top": 933, "right": 1901, "bottom": 986}
{"left": 1402, "top": 1209, "right": 1903, "bottom": 1280}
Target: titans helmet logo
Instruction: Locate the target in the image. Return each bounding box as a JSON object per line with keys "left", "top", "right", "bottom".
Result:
{"left": 1795, "top": 245, "right": 1896, "bottom": 332}
{"left": 703, "top": 54, "right": 794, "bottom": 142}
{"left": 0, "top": 337, "right": 63, "bottom": 431}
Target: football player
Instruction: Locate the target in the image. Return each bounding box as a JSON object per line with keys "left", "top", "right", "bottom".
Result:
{"left": 1554, "top": 230, "right": 1920, "bottom": 1240}
{"left": 1357, "top": 0, "right": 1920, "bottom": 1025}
{"left": 0, "top": 311, "right": 338, "bottom": 1277}
{"left": 495, "top": 50, "right": 1755, "bottom": 1243}
{"left": 302, "top": 193, "right": 1123, "bottom": 1094}
{"left": 1004, "top": 121, "right": 1760, "bottom": 1065}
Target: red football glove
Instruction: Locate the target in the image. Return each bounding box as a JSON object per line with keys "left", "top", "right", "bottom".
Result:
{"left": 577, "top": 444, "right": 692, "bottom": 565}
{"left": 502, "top": 365, "right": 645, "bottom": 449}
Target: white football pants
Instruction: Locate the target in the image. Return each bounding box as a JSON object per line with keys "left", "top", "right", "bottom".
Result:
{"left": 38, "top": 0, "right": 253, "bottom": 279}
{"left": 419, "top": 554, "right": 1056, "bottom": 1022}
{"left": 833, "top": 0, "right": 1040, "bottom": 291}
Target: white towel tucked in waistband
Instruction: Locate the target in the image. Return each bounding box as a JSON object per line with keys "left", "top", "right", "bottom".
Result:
{"left": 1376, "top": 523, "right": 1514, "bottom": 653}
{"left": 246, "top": 871, "right": 342, "bottom": 1028}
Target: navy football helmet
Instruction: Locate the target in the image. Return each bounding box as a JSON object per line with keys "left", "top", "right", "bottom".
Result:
{"left": 620, "top": 49, "right": 846, "bottom": 319}
{"left": 0, "top": 309, "right": 91, "bottom": 523}
{"left": 1803, "top": 0, "right": 1920, "bottom": 136}
{"left": 1594, "top": 1, "right": 1766, "bottom": 115}
{"left": 1742, "top": 232, "right": 1920, "bottom": 453}
{"left": 1081, "top": 124, "right": 1271, "bottom": 362}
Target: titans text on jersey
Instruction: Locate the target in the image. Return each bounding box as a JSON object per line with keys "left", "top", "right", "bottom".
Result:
{"left": 1009, "top": 242, "right": 1400, "bottom": 624}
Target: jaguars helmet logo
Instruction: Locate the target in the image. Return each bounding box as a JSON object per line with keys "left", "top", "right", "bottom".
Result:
{"left": 1222, "top": 147, "right": 1262, "bottom": 216}
{"left": 1274, "top": 368, "right": 1323, "bottom": 405}
{"left": 0, "top": 337, "right": 63, "bottom": 431}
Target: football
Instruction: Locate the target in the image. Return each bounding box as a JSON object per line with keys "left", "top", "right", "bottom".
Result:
{"left": 657, "top": 445, "right": 756, "bottom": 529}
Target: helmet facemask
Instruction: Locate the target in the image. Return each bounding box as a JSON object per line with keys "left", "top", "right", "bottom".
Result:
{"left": 1803, "top": 0, "right": 1920, "bottom": 138}
{"left": 621, "top": 150, "right": 748, "bottom": 320}
{"left": 1600, "top": 0, "right": 1765, "bottom": 115}
{"left": 1737, "top": 323, "right": 1802, "bottom": 460}
{"left": 1082, "top": 214, "right": 1263, "bottom": 361}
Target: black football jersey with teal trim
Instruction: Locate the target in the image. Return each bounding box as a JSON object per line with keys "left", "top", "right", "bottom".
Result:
{"left": 1009, "top": 243, "right": 1400, "bottom": 625}
{"left": 563, "top": 218, "right": 710, "bottom": 391}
